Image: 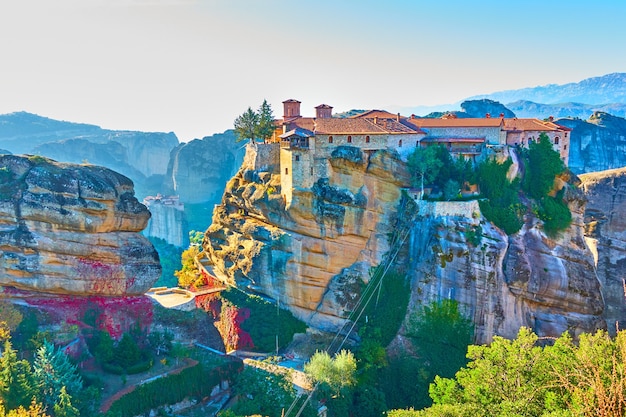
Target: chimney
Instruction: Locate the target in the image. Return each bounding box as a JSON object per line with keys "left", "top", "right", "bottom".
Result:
{"left": 485, "top": 113, "right": 491, "bottom": 118}
{"left": 499, "top": 113, "right": 504, "bottom": 118}
{"left": 396, "top": 113, "right": 400, "bottom": 122}
{"left": 374, "top": 116, "right": 378, "bottom": 124}
{"left": 411, "top": 114, "right": 416, "bottom": 119}
{"left": 548, "top": 116, "right": 554, "bottom": 122}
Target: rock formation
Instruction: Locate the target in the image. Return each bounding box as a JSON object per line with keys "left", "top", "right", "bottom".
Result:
{"left": 203, "top": 144, "right": 407, "bottom": 330}
{"left": 0, "top": 112, "right": 179, "bottom": 199}
{"left": 558, "top": 112, "right": 626, "bottom": 175}
{"left": 142, "top": 195, "right": 188, "bottom": 248}
{"left": 0, "top": 154, "right": 160, "bottom": 296}
{"left": 165, "top": 130, "right": 244, "bottom": 206}
{"left": 202, "top": 144, "right": 609, "bottom": 342}
{"left": 407, "top": 190, "right": 604, "bottom": 344}
{"left": 580, "top": 167, "right": 626, "bottom": 334}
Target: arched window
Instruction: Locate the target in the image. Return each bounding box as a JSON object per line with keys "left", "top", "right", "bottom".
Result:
{"left": 554, "top": 137, "right": 560, "bottom": 145}
{"left": 365, "top": 136, "right": 370, "bottom": 143}
{"left": 310, "top": 167, "right": 314, "bottom": 175}
{"left": 399, "top": 139, "right": 403, "bottom": 147}
{"left": 347, "top": 135, "right": 352, "bottom": 143}
{"left": 328, "top": 136, "right": 333, "bottom": 143}
{"left": 416, "top": 140, "right": 419, "bottom": 147}
{"left": 285, "top": 168, "right": 288, "bottom": 175}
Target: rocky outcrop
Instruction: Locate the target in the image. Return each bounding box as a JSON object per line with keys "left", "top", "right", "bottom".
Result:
{"left": 0, "top": 154, "right": 160, "bottom": 296}
{"left": 203, "top": 144, "right": 408, "bottom": 330}
{"left": 558, "top": 112, "right": 626, "bottom": 174}
{"left": 580, "top": 167, "right": 626, "bottom": 334}
{"left": 202, "top": 144, "right": 609, "bottom": 341}
{"left": 165, "top": 130, "right": 244, "bottom": 206}
{"left": 461, "top": 99, "right": 516, "bottom": 118}
{"left": 142, "top": 195, "right": 188, "bottom": 248}
{"left": 407, "top": 187, "right": 604, "bottom": 343}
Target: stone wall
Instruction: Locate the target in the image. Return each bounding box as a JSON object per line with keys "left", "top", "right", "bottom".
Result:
{"left": 244, "top": 142, "right": 280, "bottom": 173}
{"left": 422, "top": 126, "right": 504, "bottom": 145}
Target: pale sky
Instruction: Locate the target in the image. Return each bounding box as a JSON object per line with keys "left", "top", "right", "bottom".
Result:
{"left": 1, "top": 0, "right": 625, "bottom": 142}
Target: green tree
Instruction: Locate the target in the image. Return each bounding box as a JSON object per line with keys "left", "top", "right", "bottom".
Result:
{"left": 408, "top": 300, "right": 473, "bottom": 381}
{"left": 32, "top": 341, "right": 82, "bottom": 410}
{"left": 407, "top": 146, "right": 444, "bottom": 199}
{"left": 113, "top": 333, "right": 141, "bottom": 369}
{"left": 523, "top": 133, "right": 565, "bottom": 199}
{"left": 52, "top": 387, "right": 79, "bottom": 417}
{"left": 429, "top": 327, "right": 552, "bottom": 416}
{"left": 229, "top": 367, "right": 306, "bottom": 417}
{"left": 234, "top": 107, "right": 260, "bottom": 143}
{"left": 0, "top": 341, "right": 35, "bottom": 411}
{"left": 305, "top": 350, "right": 357, "bottom": 396}
{"left": 255, "top": 99, "right": 275, "bottom": 143}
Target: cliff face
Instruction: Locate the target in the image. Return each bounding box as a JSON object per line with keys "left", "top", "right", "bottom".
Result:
{"left": 580, "top": 167, "right": 626, "bottom": 333}
{"left": 204, "top": 145, "right": 408, "bottom": 330}
{"left": 557, "top": 112, "right": 626, "bottom": 174}
{"left": 165, "top": 131, "right": 244, "bottom": 206}
{"left": 407, "top": 192, "right": 604, "bottom": 344}
{"left": 142, "top": 197, "right": 188, "bottom": 248}
{"left": 203, "top": 144, "right": 609, "bottom": 341}
{"left": 0, "top": 155, "right": 161, "bottom": 296}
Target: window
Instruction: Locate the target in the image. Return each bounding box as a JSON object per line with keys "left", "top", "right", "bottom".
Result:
{"left": 295, "top": 155, "right": 300, "bottom": 161}
{"left": 564, "top": 144, "right": 567, "bottom": 150}
{"left": 310, "top": 167, "right": 313, "bottom": 175}
{"left": 365, "top": 136, "right": 370, "bottom": 143}
{"left": 285, "top": 168, "right": 288, "bottom": 175}
{"left": 347, "top": 135, "right": 352, "bottom": 143}
{"left": 399, "top": 139, "right": 403, "bottom": 147}
{"left": 329, "top": 136, "right": 333, "bottom": 143}
{"left": 416, "top": 140, "right": 419, "bottom": 147}
{"left": 554, "top": 137, "right": 560, "bottom": 145}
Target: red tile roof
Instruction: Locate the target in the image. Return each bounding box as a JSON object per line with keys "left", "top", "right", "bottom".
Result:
{"left": 350, "top": 109, "right": 399, "bottom": 119}
{"left": 503, "top": 118, "right": 563, "bottom": 132}
{"left": 403, "top": 117, "right": 504, "bottom": 129}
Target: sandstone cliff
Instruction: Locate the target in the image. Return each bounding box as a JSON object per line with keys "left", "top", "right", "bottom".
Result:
{"left": 580, "top": 167, "right": 626, "bottom": 334}
{"left": 203, "top": 144, "right": 609, "bottom": 342}
{"left": 0, "top": 155, "right": 160, "bottom": 296}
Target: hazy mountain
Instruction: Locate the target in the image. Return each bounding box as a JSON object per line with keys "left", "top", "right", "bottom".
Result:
{"left": 506, "top": 100, "right": 626, "bottom": 120}
{"left": 469, "top": 73, "right": 626, "bottom": 105}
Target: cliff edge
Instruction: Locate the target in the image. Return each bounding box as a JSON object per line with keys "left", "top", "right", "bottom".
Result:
{"left": 0, "top": 154, "right": 161, "bottom": 295}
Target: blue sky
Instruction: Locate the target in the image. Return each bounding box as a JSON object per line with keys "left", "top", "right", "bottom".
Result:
{"left": 1, "top": 0, "right": 625, "bottom": 142}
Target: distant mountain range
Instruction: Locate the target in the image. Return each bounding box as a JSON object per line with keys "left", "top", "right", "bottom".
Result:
{"left": 394, "top": 73, "right": 626, "bottom": 119}
{"left": 469, "top": 73, "right": 626, "bottom": 105}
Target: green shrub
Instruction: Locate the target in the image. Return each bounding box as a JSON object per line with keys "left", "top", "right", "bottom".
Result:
{"left": 358, "top": 268, "right": 410, "bottom": 347}
{"left": 126, "top": 360, "right": 153, "bottom": 375}
{"left": 538, "top": 195, "right": 572, "bottom": 237}
{"left": 221, "top": 289, "right": 307, "bottom": 352}
{"left": 107, "top": 360, "right": 242, "bottom": 417}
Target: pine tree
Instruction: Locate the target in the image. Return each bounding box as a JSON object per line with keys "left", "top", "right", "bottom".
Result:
{"left": 32, "top": 341, "right": 82, "bottom": 410}
{"left": 0, "top": 341, "right": 35, "bottom": 410}
{"left": 234, "top": 107, "right": 259, "bottom": 143}
{"left": 255, "top": 99, "right": 275, "bottom": 143}
{"left": 52, "top": 387, "right": 79, "bottom": 417}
